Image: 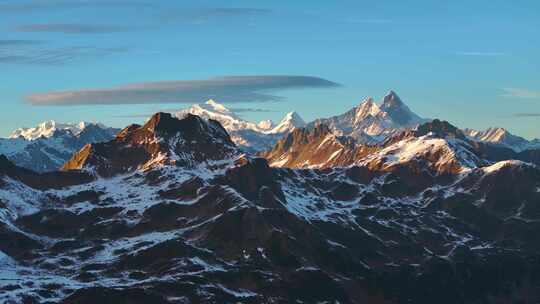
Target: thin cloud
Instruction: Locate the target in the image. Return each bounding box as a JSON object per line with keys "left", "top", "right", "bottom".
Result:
{"left": 26, "top": 75, "right": 340, "bottom": 106}
{"left": 164, "top": 7, "right": 271, "bottom": 23}
{"left": 229, "top": 107, "right": 276, "bottom": 113}
{"left": 0, "top": 46, "right": 128, "bottom": 65}
{"left": 0, "top": 39, "right": 43, "bottom": 46}
{"left": 502, "top": 88, "right": 540, "bottom": 99}
{"left": 15, "top": 23, "right": 138, "bottom": 34}
{"left": 511, "top": 113, "right": 540, "bottom": 117}
{"left": 0, "top": 0, "right": 154, "bottom": 12}
{"left": 456, "top": 51, "right": 505, "bottom": 56}
{"left": 346, "top": 18, "right": 392, "bottom": 24}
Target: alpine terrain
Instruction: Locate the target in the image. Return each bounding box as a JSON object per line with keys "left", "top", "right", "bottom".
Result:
{"left": 1, "top": 104, "right": 540, "bottom": 303}
{"left": 0, "top": 121, "right": 118, "bottom": 172}
{"left": 175, "top": 100, "right": 306, "bottom": 153}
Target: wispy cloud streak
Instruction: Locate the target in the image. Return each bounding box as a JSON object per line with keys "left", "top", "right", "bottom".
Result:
{"left": 346, "top": 18, "right": 392, "bottom": 24}
{"left": 0, "top": 0, "right": 154, "bottom": 12}
{"left": 0, "top": 46, "right": 128, "bottom": 65}
{"left": 502, "top": 88, "right": 540, "bottom": 99}
{"left": 456, "top": 51, "right": 505, "bottom": 56}
{"left": 511, "top": 113, "right": 540, "bottom": 117}
{"left": 163, "top": 7, "right": 271, "bottom": 24}
{"left": 0, "top": 39, "right": 43, "bottom": 46}
{"left": 26, "top": 75, "right": 340, "bottom": 105}
{"left": 15, "top": 23, "right": 138, "bottom": 34}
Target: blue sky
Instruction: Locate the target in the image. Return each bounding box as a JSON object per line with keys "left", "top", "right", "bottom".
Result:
{"left": 1, "top": 0, "right": 539, "bottom": 138}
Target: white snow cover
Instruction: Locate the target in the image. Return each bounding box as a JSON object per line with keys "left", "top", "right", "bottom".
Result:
{"left": 174, "top": 100, "right": 306, "bottom": 151}
{"left": 463, "top": 127, "right": 540, "bottom": 152}
{"left": 176, "top": 99, "right": 305, "bottom": 135}
{"left": 310, "top": 91, "right": 427, "bottom": 144}
{"left": 481, "top": 159, "right": 534, "bottom": 174}
{"left": 9, "top": 120, "right": 106, "bottom": 140}
{"left": 358, "top": 134, "right": 481, "bottom": 172}
{"left": 270, "top": 111, "right": 306, "bottom": 134}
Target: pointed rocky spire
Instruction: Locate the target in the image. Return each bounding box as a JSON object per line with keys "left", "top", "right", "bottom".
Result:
{"left": 270, "top": 111, "right": 306, "bottom": 134}
{"left": 381, "top": 90, "right": 404, "bottom": 109}
{"left": 356, "top": 97, "right": 381, "bottom": 119}
{"left": 379, "top": 90, "right": 423, "bottom": 126}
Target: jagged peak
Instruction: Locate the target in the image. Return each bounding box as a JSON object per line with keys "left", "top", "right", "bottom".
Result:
{"left": 283, "top": 111, "right": 305, "bottom": 126}
{"left": 356, "top": 97, "right": 381, "bottom": 118}
{"left": 379, "top": 90, "right": 424, "bottom": 126}
{"left": 9, "top": 120, "right": 108, "bottom": 140}
{"left": 381, "top": 90, "right": 406, "bottom": 109}
{"left": 142, "top": 112, "right": 230, "bottom": 141}
{"left": 63, "top": 112, "right": 238, "bottom": 176}
{"left": 414, "top": 119, "right": 465, "bottom": 139}
{"left": 204, "top": 99, "right": 230, "bottom": 113}
{"left": 307, "top": 122, "right": 333, "bottom": 137}
{"left": 144, "top": 112, "right": 181, "bottom": 134}
{"left": 269, "top": 111, "right": 306, "bottom": 134}
{"left": 284, "top": 111, "right": 302, "bottom": 120}
{"left": 463, "top": 126, "right": 532, "bottom": 152}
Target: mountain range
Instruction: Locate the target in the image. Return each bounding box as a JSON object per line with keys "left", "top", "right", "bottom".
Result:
{"left": 0, "top": 121, "right": 118, "bottom": 172}
{"left": 175, "top": 99, "right": 306, "bottom": 153}
{"left": 2, "top": 92, "right": 538, "bottom": 172}
{"left": 1, "top": 92, "right": 540, "bottom": 303}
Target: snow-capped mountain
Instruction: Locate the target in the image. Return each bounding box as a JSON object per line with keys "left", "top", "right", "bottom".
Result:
{"left": 0, "top": 121, "right": 118, "bottom": 172}
{"left": 2, "top": 112, "right": 540, "bottom": 303}
{"left": 463, "top": 127, "right": 540, "bottom": 152}
{"left": 9, "top": 120, "right": 108, "bottom": 141}
{"left": 175, "top": 99, "right": 306, "bottom": 152}
{"left": 270, "top": 111, "right": 306, "bottom": 134}
{"left": 309, "top": 90, "right": 427, "bottom": 143}
{"left": 263, "top": 119, "right": 540, "bottom": 173}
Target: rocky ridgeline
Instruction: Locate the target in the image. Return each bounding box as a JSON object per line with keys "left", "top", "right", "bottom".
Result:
{"left": 1, "top": 112, "right": 540, "bottom": 303}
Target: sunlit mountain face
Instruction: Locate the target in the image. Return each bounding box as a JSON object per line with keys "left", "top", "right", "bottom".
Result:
{"left": 1, "top": 1, "right": 540, "bottom": 303}
{"left": 2, "top": 95, "right": 540, "bottom": 303}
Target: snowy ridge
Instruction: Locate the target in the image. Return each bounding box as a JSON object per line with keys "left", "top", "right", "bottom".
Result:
{"left": 481, "top": 159, "right": 535, "bottom": 174}
{"left": 357, "top": 134, "right": 483, "bottom": 173}
{"left": 309, "top": 90, "right": 428, "bottom": 145}
{"left": 0, "top": 121, "right": 118, "bottom": 172}
{"left": 464, "top": 127, "right": 540, "bottom": 152}
{"left": 175, "top": 100, "right": 306, "bottom": 152}
{"left": 10, "top": 120, "right": 107, "bottom": 140}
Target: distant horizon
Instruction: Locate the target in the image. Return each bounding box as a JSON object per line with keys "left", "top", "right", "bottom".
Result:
{"left": 3, "top": 92, "right": 539, "bottom": 142}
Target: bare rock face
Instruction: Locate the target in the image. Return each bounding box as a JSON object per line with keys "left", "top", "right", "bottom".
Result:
{"left": 262, "top": 124, "right": 377, "bottom": 169}
{"left": 62, "top": 113, "right": 239, "bottom": 176}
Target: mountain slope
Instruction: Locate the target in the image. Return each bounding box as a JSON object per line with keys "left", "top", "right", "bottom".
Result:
{"left": 261, "top": 124, "right": 376, "bottom": 168}
{"left": 0, "top": 121, "right": 118, "bottom": 172}
{"left": 62, "top": 112, "right": 239, "bottom": 176}
{"left": 1, "top": 113, "right": 540, "bottom": 303}
{"left": 263, "top": 119, "right": 486, "bottom": 173}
